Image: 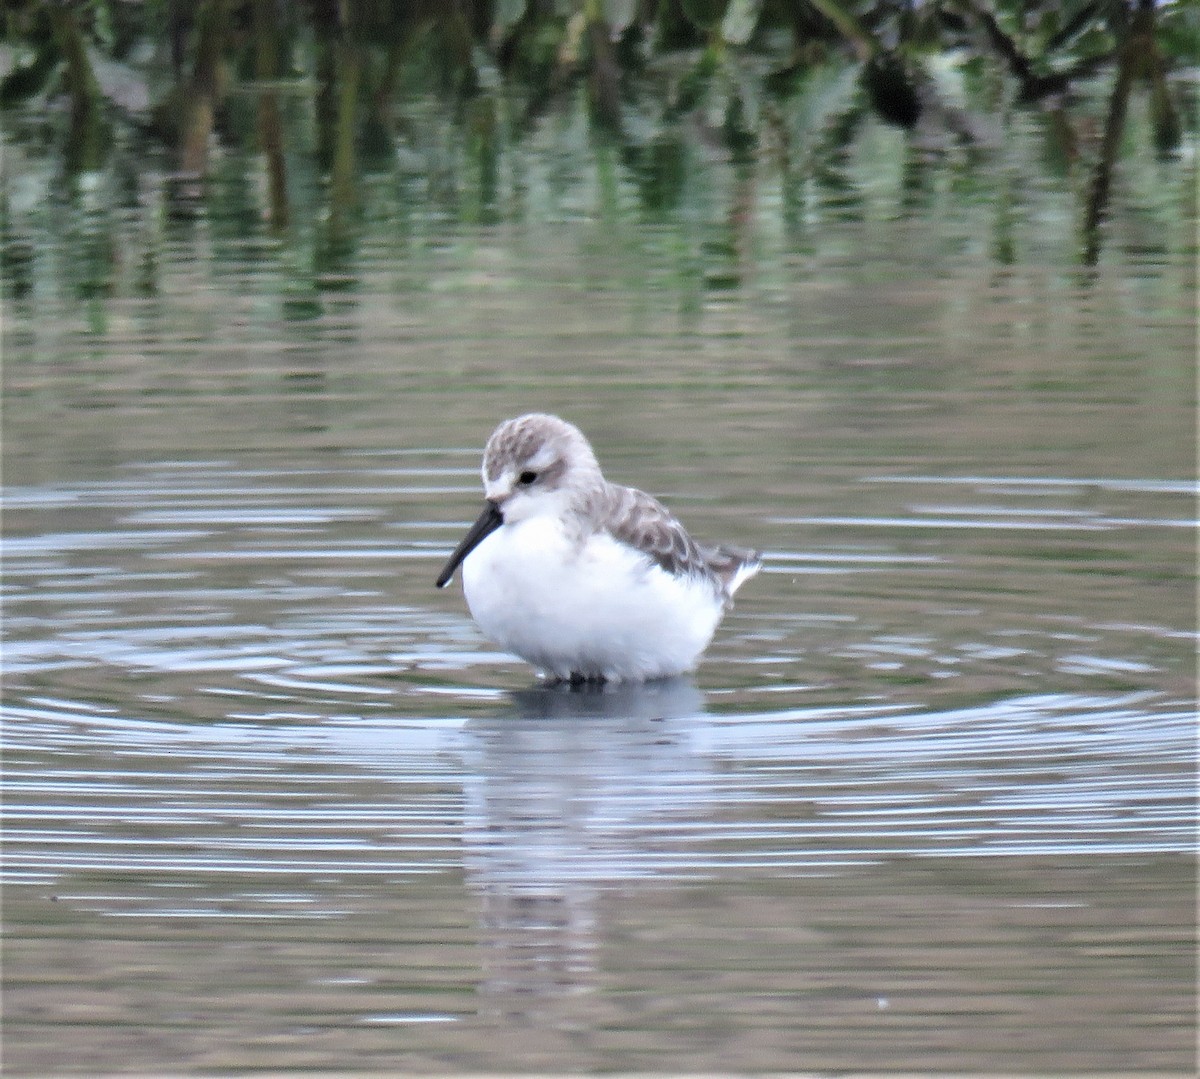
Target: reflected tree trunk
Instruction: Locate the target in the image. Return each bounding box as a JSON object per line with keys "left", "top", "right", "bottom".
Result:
{"left": 1080, "top": 55, "right": 1133, "bottom": 266}
{"left": 180, "top": 0, "right": 229, "bottom": 178}
{"left": 47, "top": 6, "right": 106, "bottom": 174}
{"left": 329, "top": 40, "right": 362, "bottom": 226}
{"left": 585, "top": 2, "right": 622, "bottom": 133}
{"left": 1081, "top": 2, "right": 1161, "bottom": 266}
{"left": 253, "top": 0, "right": 290, "bottom": 229}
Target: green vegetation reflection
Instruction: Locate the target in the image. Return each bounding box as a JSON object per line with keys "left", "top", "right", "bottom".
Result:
{"left": 1, "top": 0, "right": 1195, "bottom": 306}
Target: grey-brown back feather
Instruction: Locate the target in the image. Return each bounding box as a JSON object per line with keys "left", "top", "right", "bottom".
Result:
{"left": 596, "top": 484, "right": 761, "bottom": 598}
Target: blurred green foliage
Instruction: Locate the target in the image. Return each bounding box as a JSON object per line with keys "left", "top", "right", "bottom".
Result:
{"left": 3, "top": 1, "right": 1192, "bottom": 133}
{"left": 0, "top": 0, "right": 1195, "bottom": 265}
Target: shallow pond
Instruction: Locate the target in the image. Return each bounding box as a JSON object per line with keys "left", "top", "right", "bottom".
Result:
{"left": 2, "top": 76, "right": 1196, "bottom": 1072}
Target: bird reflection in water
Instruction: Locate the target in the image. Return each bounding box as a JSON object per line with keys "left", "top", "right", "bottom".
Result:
{"left": 459, "top": 677, "right": 711, "bottom": 1023}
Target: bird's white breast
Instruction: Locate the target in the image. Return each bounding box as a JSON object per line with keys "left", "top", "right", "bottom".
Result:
{"left": 460, "top": 515, "right": 723, "bottom": 681}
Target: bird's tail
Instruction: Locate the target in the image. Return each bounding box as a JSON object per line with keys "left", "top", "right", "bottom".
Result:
{"left": 705, "top": 544, "right": 763, "bottom": 599}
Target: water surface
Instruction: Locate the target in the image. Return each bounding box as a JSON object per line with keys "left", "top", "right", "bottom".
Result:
{"left": 2, "top": 80, "right": 1196, "bottom": 1073}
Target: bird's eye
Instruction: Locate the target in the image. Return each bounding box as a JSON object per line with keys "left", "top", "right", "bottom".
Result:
{"left": 517, "top": 470, "right": 538, "bottom": 486}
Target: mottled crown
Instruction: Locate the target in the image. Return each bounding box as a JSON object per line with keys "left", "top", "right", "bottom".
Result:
{"left": 482, "top": 413, "right": 600, "bottom": 486}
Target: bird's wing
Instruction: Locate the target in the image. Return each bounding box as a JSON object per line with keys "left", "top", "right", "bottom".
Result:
{"left": 601, "top": 484, "right": 761, "bottom": 597}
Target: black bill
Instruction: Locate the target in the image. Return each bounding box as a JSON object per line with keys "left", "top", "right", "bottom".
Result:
{"left": 435, "top": 501, "right": 504, "bottom": 588}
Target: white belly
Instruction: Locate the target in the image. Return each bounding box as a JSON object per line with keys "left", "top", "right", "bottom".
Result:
{"left": 460, "top": 517, "right": 723, "bottom": 681}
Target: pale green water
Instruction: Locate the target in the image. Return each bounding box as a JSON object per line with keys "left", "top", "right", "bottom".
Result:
{"left": 2, "top": 79, "right": 1196, "bottom": 1073}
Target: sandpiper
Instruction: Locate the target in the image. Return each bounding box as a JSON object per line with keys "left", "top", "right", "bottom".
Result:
{"left": 436, "top": 413, "right": 761, "bottom": 683}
